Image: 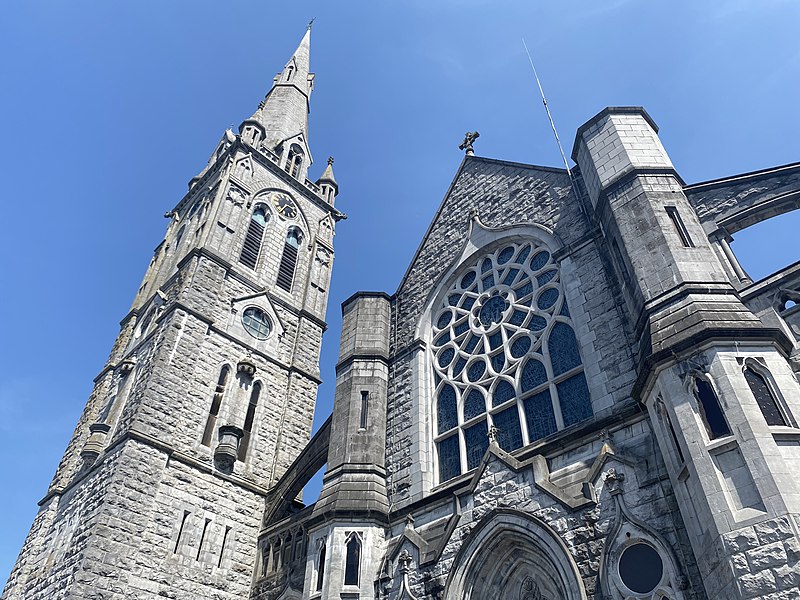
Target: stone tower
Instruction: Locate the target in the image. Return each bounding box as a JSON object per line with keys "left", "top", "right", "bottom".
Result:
{"left": 2, "top": 26, "right": 344, "bottom": 600}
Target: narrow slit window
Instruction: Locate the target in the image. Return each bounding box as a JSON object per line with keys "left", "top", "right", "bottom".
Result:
{"left": 239, "top": 205, "right": 269, "bottom": 269}
{"left": 744, "top": 367, "right": 788, "bottom": 427}
{"left": 316, "top": 543, "right": 326, "bottom": 591}
{"left": 276, "top": 228, "right": 302, "bottom": 291}
{"left": 219, "top": 526, "right": 231, "bottom": 568}
{"left": 360, "top": 391, "right": 369, "bottom": 430}
{"left": 196, "top": 518, "right": 211, "bottom": 560}
{"left": 344, "top": 536, "right": 361, "bottom": 586}
{"left": 611, "top": 238, "right": 631, "bottom": 286}
{"left": 202, "top": 367, "right": 229, "bottom": 446}
{"left": 693, "top": 377, "right": 731, "bottom": 439}
{"left": 238, "top": 382, "right": 261, "bottom": 461}
{"left": 658, "top": 400, "right": 685, "bottom": 464}
{"left": 174, "top": 511, "right": 190, "bottom": 554}
{"left": 665, "top": 206, "right": 694, "bottom": 247}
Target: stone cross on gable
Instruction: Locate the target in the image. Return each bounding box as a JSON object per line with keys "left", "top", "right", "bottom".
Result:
{"left": 459, "top": 131, "right": 480, "bottom": 155}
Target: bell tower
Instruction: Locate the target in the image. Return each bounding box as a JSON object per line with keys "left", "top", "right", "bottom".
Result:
{"left": 3, "top": 26, "right": 344, "bottom": 600}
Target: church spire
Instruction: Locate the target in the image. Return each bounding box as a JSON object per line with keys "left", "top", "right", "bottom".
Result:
{"left": 239, "top": 27, "right": 315, "bottom": 177}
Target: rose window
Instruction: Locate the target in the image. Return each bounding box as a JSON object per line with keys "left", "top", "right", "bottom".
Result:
{"left": 431, "top": 240, "right": 593, "bottom": 483}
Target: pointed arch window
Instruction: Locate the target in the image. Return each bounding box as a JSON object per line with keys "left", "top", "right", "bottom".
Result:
{"left": 276, "top": 227, "right": 302, "bottom": 292}
{"left": 344, "top": 535, "right": 361, "bottom": 586}
{"left": 240, "top": 204, "right": 270, "bottom": 269}
{"left": 693, "top": 376, "right": 731, "bottom": 440}
{"left": 744, "top": 366, "right": 789, "bottom": 427}
{"left": 202, "top": 367, "right": 229, "bottom": 446}
{"left": 238, "top": 382, "right": 261, "bottom": 461}
{"left": 431, "top": 241, "right": 593, "bottom": 483}
{"left": 316, "top": 542, "right": 326, "bottom": 591}
{"left": 285, "top": 144, "right": 304, "bottom": 178}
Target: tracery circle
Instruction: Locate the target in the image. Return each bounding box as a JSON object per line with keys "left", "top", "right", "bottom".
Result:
{"left": 431, "top": 241, "right": 561, "bottom": 387}
{"left": 242, "top": 306, "right": 272, "bottom": 340}
{"left": 618, "top": 543, "right": 663, "bottom": 594}
{"left": 479, "top": 295, "right": 508, "bottom": 328}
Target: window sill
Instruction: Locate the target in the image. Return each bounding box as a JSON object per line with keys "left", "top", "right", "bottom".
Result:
{"left": 704, "top": 435, "right": 737, "bottom": 453}
{"left": 771, "top": 426, "right": 800, "bottom": 440}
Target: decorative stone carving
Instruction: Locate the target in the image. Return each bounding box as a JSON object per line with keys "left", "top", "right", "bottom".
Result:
{"left": 81, "top": 422, "right": 111, "bottom": 464}
{"left": 226, "top": 184, "right": 248, "bottom": 207}
{"left": 459, "top": 131, "right": 480, "bottom": 155}
{"left": 237, "top": 356, "right": 257, "bottom": 377}
{"left": 118, "top": 357, "right": 136, "bottom": 375}
{"left": 603, "top": 467, "right": 625, "bottom": 495}
{"left": 214, "top": 425, "right": 243, "bottom": 472}
{"left": 520, "top": 576, "right": 550, "bottom": 600}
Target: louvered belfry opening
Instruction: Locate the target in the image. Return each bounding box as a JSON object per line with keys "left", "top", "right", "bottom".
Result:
{"left": 240, "top": 205, "right": 269, "bottom": 269}
{"left": 277, "top": 228, "right": 301, "bottom": 291}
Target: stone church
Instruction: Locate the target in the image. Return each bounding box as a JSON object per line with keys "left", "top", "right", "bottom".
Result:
{"left": 4, "top": 26, "right": 800, "bottom": 600}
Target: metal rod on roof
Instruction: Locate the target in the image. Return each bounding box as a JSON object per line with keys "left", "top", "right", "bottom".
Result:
{"left": 522, "top": 38, "right": 573, "bottom": 180}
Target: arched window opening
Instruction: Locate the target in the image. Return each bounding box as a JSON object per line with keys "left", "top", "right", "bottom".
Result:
{"left": 344, "top": 535, "right": 361, "bottom": 586}
{"left": 135, "top": 307, "right": 156, "bottom": 340}
{"left": 286, "top": 64, "right": 295, "bottom": 81}
{"left": 173, "top": 225, "right": 187, "bottom": 257}
{"left": 656, "top": 399, "right": 685, "bottom": 465}
{"left": 285, "top": 144, "right": 304, "bottom": 178}
{"left": 316, "top": 542, "right": 326, "bottom": 591}
{"left": 431, "top": 241, "right": 593, "bottom": 484}
{"left": 202, "top": 367, "right": 229, "bottom": 446}
{"left": 693, "top": 377, "right": 731, "bottom": 440}
{"left": 238, "top": 382, "right": 261, "bottom": 461}
{"left": 240, "top": 204, "right": 270, "bottom": 269}
{"left": 276, "top": 228, "right": 302, "bottom": 292}
{"left": 744, "top": 367, "right": 789, "bottom": 427}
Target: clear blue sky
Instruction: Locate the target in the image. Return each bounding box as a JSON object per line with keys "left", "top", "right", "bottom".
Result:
{"left": 1, "top": 0, "right": 798, "bottom": 583}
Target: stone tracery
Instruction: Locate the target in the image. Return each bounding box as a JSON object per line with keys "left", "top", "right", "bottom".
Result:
{"left": 431, "top": 240, "right": 593, "bottom": 482}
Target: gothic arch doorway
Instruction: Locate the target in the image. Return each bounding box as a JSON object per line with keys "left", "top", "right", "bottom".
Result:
{"left": 444, "top": 509, "right": 587, "bottom": 600}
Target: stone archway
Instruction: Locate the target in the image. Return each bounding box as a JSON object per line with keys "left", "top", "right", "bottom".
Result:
{"left": 444, "top": 509, "right": 587, "bottom": 600}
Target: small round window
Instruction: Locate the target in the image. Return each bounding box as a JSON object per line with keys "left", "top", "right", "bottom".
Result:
{"left": 242, "top": 307, "right": 272, "bottom": 340}
{"left": 618, "top": 542, "right": 663, "bottom": 594}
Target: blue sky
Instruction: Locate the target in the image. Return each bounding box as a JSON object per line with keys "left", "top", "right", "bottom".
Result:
{"left": 1, "top": 0, "right": 799, "bottom": 583}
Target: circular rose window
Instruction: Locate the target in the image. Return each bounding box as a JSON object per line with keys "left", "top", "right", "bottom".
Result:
{"left": 618, "top": 542, "right": 663, "bottom": 594}
{"left": 242, "top": 307, "right": 272, "bottom": 340}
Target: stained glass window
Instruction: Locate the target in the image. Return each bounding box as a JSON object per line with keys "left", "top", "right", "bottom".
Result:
{"left": 463, "top": 389, "right": 486, "bottom": 421}
{"left": 744, "top": 367, "right": 788, "bottom": 427}
{"left": 437, "top": 434, "right": 461, "bottom": 482}
{"left": 523, "top": 389, "right": 557, "bottom": 441}
{"left": 464, "top": 420, "right": 489, "bottom": 470}
{"left": 494, "top": 406, "right": 523, "bottom": 452}
{"left": 431, "top": 240, "right": 594, "bottom": 483}
{"left": 437, "top": 385, "right": 457, "bottom": 434}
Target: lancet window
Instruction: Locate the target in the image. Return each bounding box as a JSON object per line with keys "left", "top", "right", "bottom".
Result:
{"left": 285, "top": 144, "right": 304, "bottom": 178}
{"left": 431, "top": 240, "right": 593, "bottom": 483}
{"left": 238, "top": 382, "right": 261, "bottom": 461}
{"left": 276, "top": 227, "right": 302, "bottom": 291}
{"left": 693, "top": 376, "right": 730, "bottom": 440}
{"left": 744, "top": 366, "right": 789, "bottom": 427}
{"left": 202, "top": 367, "right": 229, "bottom": 446}
{"left": 240, "top": 204, "right": 270, "bottom": 269}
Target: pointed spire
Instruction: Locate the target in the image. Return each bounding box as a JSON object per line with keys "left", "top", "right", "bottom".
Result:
{"left": 317, "top": 156, "right": 338, "bottom": 204}
{"left": 317, "top": 156, "right": 337, "bottom": 187}
{"left": 239, "top": 27, "right": 315, "bottom": 160}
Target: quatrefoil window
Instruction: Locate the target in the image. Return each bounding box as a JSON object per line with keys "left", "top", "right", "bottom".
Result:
{"left": 431, "top": 240, "right": 593, "bottom": 483}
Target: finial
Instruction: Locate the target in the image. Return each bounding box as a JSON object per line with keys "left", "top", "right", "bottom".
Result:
{"left": 327, "top": 156, "right": 334, "bottom": 166}
{"left": 488, "top": 425, "right": 500, "bottom": 445}
{"left": 307, "top": 17, "right": 315, "bottom": 31}
{"left": 459, "top": 131, "right": 480, "bottom": 156}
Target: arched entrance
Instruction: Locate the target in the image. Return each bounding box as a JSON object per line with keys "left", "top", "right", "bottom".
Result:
{"left": 444, "top": 509, "right": 587, "bottom": 600}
